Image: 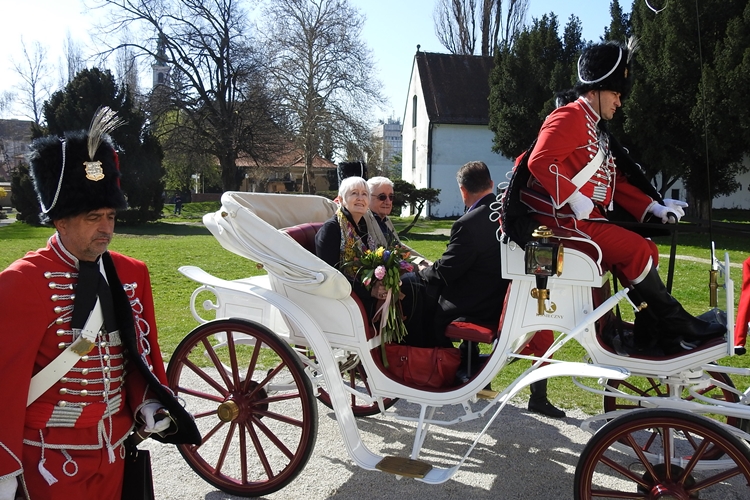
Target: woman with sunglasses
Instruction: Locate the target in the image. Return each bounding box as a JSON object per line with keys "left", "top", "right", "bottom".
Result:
{"left": 364, "top": 177, "right": 431, "bottom": 267}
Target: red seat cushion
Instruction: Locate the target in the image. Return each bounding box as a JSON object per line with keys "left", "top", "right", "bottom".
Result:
{"left": 281, "top": 222, "right": 325, "bottom": 253}
{"left": 445, "top": 321, "right": 497, "bottom": 344}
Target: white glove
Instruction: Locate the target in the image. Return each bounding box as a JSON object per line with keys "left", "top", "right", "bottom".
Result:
{"left": 567, "top": 191, "right": 595, "bottom": 220}
{"left": 664, "top": 198, "right": 688, "bottom": 220}
{"left": 0, "top": 477, "right": 17, "bottom": 500}
{"left": 649, "top": 199, "right": 686, "bottom": 224}
{"left": 139, "top": 402, "right": 172, "bottom": 433}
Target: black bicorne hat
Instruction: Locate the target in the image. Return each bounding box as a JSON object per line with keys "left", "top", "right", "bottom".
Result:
{"left": 29, "top": 107, "right": 127, "bottom": 224}
{"left": 575, "top": 38, "right": 638, "bottom": 97}
{"left": 337, "top": 161, "right": 368, "bottom": 187}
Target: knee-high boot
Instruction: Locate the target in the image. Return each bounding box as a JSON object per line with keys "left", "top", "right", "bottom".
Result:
{"left": 528, "top": 380, "right": 565, "bottom": 418}
{"left": 632, "top": 268, "right": 726, "bottom": 343}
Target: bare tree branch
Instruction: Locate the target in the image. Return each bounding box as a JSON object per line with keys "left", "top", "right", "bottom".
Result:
{"left": 12, "top": 39, "right": 51, "bottom": 125}
{"left": 434, "top": 0, "right": 528, "bottom": 55}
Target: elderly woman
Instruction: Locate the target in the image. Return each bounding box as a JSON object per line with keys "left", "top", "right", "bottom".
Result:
{"left": 364, "top": 177, "right": 430, "bottom": 266}
{"left": 316, "top": 176, "right": 429, "bottom": 346}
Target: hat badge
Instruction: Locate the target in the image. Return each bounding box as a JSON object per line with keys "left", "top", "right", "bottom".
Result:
{"left": 84, "top": 160, "right": 105, "bottom": 181}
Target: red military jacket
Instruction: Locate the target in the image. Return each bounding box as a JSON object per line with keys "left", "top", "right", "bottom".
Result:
{"left": 524, "top": 97, "right": 654, "bottom": 223}
{"left": 0, "top": 234, "right": 170, "bottom": 479}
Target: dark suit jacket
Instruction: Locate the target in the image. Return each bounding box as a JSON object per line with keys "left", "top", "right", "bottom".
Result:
{"left": 419, "top": 193, "right": 508, "bottom": 336}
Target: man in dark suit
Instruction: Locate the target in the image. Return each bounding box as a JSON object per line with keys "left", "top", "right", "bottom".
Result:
{"left": 419, "top": 161, "right": 506, "bottom": 346}
{"left": 419, "top": 161, "right": 564, "bottom": 418}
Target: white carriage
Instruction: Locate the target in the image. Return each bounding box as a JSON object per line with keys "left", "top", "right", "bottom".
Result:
{"left": 167, "top": 191, "right": 750, "bottom": 499}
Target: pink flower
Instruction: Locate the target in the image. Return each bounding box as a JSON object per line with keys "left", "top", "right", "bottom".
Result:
{"left": 363, "top": 276, "right": 372, "bottom": 287}
{"left": 374, "top": 265, "right": 386, "bottom": 280}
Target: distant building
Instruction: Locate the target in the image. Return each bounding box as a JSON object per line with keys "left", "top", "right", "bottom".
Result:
{"left": 152, "top": 34, "right": 171, "bottom": 88}
{"left": 235, "top": 144, "right": 337, "bottom": 193}
{"left": 401, "top": 49, "right": 513, "bottom": 217}
{"left": 372, "top": 117, "right": 402, "bottom": 174}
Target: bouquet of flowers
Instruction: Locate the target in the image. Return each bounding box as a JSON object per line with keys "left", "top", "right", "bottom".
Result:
{"left": 343, "top": 245, "right": 416, "bottom": 365}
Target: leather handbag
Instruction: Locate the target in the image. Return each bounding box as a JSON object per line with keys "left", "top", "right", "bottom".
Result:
{"left": 121, "top": 439, "right": 155, "bottom": 500}
{"left": 384, "top": 344, "right": 461, "bottom": 388}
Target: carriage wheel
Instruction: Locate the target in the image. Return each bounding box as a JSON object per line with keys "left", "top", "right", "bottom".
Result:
{"left": 602, "top": 370, "right": 740, "bottom": 460}
{"left": 574, "top": 409, "right": 750, "bottom": 499}
{"left": 166, "top": 319, "right": 318, "bottom": 497}
{"left": 304, "top": 349, "right": 398, "bottom": 417}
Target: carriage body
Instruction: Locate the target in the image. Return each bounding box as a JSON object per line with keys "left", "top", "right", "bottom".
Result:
{"left": 170, "top": 191, "right": 750, "bottom": 498}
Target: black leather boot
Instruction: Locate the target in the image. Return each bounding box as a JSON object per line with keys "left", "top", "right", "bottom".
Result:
{"left": 528, "top": 380, "right": 565, "bottom": 418}
{"left": 632, "top": 268, "right": 726, "bottom": 343}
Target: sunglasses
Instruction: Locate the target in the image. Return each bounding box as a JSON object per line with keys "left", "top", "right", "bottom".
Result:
{"left": 373, "top": 193, "right": 394, "bottom": 201}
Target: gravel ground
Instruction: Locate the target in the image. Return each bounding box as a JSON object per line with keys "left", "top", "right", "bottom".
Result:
{"left": 143, "top": 394, "right": 598, "bottom": 500}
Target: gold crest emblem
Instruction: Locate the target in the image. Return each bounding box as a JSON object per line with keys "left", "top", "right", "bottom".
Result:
{"left": 83, "top": 161, "right": 105, "bottom": 181}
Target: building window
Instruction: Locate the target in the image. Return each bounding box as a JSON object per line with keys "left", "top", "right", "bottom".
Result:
{"left": 411, "top": 140, "right": 416, "bottom": 174}
{"left": 671, "top": 188, "right": 680, "bottom": 200}
{"left": 412, "top": 95, "right": 417, "bottom": 128}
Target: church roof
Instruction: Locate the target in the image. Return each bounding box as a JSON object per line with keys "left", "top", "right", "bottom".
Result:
{"left": 415, "top": 51, "right": 494, "bottom": 125}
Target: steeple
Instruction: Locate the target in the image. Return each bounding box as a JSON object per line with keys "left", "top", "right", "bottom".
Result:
{"left": 152, "top": 33, "right": 171, "bottom": 88}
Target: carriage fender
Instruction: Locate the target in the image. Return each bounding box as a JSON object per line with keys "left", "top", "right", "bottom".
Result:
{"left": 505, "top": 362, "right": 630, "bottom": 406}
{"left": 178, "top": 265, "right": 384, "bottom": 469}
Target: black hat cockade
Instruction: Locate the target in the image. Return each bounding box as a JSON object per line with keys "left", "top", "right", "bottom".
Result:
{"left": 29, "top": 107, "right": 127, "bottom": 224}
{"left": 575, "top": 37, "right": 638, "bottom": 98}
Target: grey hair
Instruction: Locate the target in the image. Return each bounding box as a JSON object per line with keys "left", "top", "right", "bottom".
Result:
{"left": 367, "top": 176, "right": 393, "bottom": 192}
{"left": 338, "top": 176, "right": 370, "bottom": 201}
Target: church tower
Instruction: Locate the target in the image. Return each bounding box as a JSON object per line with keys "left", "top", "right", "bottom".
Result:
{"left": 152, "top": 34, "right": 170, "bottom": 88}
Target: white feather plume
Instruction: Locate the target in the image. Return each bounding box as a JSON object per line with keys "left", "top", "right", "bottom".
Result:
{"left": 87, "top": 106, "right": 125, "bottom": 161}
{"left": 626, "top": 36, "right": 640, "bottom": 63}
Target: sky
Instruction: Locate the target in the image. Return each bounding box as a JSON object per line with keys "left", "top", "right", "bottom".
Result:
{"left": 0, "top": 0, "right": 615, "bottom": 122}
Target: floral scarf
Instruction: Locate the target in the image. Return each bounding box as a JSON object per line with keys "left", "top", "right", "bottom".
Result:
{"left": 337, "top": 208, "right": 375, "bottom": 279}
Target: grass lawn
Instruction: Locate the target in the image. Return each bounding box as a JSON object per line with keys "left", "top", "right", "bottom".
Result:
{"left": 2, "top": 205, "right": 749, "bottom": 415}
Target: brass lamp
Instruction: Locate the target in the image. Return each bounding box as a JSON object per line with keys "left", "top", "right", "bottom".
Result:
{"left": 524, "top": 226, "right": 564, "bottom": 315}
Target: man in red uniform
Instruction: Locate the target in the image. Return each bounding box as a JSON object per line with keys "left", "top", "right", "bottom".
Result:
{"left": 518, "top": 40, "right": 725, "bottom": 354}
{"left": 0, "top": 109, "right": 199, "bottom": 499}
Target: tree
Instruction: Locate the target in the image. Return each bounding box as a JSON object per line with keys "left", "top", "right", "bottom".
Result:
{"left": 393, "top": 180, "right": 440, "bottom": 236}
{"left": 433, "top": 0, "right": 529, "bottom": 56}
{"left": 42, "top": 68, "right": 165, "bottom": 223}
{"left": 97, "top": 0, "right": 284, "bottom": 192}
{"left": 261, "top": 0, "right": 384, "bottom": 193}
{"left": 488, "top": 13, "right": 583, "bottom": 158}
{"left": 12, "top": 39, "right": 51, "bottom": 126}
{"left": 60, "top": 32, "right": 85, "bottom": 86}
{"left": 626, "top": 0, "right": 750, "bottom": 217}
{"left": 10, "top": 162, "right": 41, "bottom": 225}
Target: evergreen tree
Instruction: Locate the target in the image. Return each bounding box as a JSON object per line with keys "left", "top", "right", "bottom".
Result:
{"left": 488, "top": 13, "right": 583, "bottom": 159}
{"left": 627, "top": 0, "right": 749, "bottom": 216}
{"left": 10, "top": 162, "right": 41, "bottom": 225}
{"left": 42, "top": 68, "right": 164, "bottom": 223}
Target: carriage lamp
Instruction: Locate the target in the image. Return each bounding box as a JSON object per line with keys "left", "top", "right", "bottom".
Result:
{"left": 524, "top": 226, "right": 564, "bottom": 315}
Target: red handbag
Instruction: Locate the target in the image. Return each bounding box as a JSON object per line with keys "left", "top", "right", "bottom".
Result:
{"left": 384, "top": 344, "right": 461, "bottom": 388}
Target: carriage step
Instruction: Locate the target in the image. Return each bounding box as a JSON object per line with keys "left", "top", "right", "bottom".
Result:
{"left": 477, "top": 388, "right": 499, "bottom": 400}
{"left": 376, "top": 456, "right": 432, "bottom": 478}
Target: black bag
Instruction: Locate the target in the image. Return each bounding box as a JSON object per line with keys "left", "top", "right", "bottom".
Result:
{"left": 121, "top": 439, "right": 155, "bottom": 500}
{"left": 499, "top": 140, "right": 541, "bottom": 247}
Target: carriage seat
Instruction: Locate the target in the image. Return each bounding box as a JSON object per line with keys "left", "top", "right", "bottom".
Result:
{"left": 281, "top": 222, "right": 325, "bottom": 253}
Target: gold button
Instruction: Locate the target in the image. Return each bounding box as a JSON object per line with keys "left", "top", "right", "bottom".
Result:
{"left": 48, "top": 282, "right": 56, "bottom": 289}
{"left": 54, "top": 306, "right": 63, "bottom": 314}
{"left": 103, "top": 355, "right": 110, "bottom": 362}
{"left": 102, "top": 367, "right": 110, "bottom": 373}
{"left": 51, "top": 295, "right": 59, "bottom": 301}
{"left": 80, "top": 389, "right": 88, "bottom": 397}
{"left": 100, "top": 342, "right": 107, "bottom": 348}
{"left": 58, "top": 401, "right": 67, "bottom": 407}
{"left": 81, "top": 355, "right": 89, "bottom": 362}
{"left": 55, "top": 318, "right": 64, "bottom": 325}
{"left": 58, "top": 342, "right": 66, "bottom": 349}
{"left": 59, "top": 388, "right": 67, "bottom": 395}
{"left": 65, "top": 273, "right": 72, "bottom": 279}
{"left": 57, "top": 330, "right": 66, "bottom": 336}
{"left": 81, "top": 368, "right": 89, "bottom": 375}
{"left": 44, "top": 272, "right": 52, "bottom": 279}
{"left": 60, "top": 377, "right": 68, "bottom": 383}
{"left": 80, "top": 379, "right": 88, "bottom": 386}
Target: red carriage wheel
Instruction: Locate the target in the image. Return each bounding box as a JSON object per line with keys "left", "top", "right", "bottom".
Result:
{"left": 167, "top": 319, "right": 318, "bottom": 497}
{"left": 574, "top": 409, "right": 750, "bottom": 499}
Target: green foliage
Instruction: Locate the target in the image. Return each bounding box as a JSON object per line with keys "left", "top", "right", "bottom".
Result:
{"left": 162, "top": 201, "right": 222, "bottom": 220}
{"left": 10, "top": 163, "right": 44, "bottom": 225}
{"left": 392, "top": 179, "right": 440, "bottom": 235}
{"left": 488, "top": 13, "right": 584, "bottom": 159}
{"left": 627, "top": 0, "right": 750, "bottom": 214}
{"left": 42, "top": 68, "right": 165, "bottom": 224}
